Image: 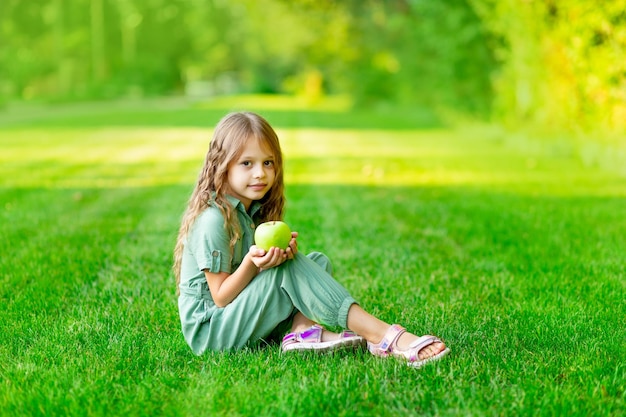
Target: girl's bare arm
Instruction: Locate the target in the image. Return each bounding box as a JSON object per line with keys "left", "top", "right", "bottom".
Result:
{"left": 204, "top": 244, "right": 293, "bottom": 308}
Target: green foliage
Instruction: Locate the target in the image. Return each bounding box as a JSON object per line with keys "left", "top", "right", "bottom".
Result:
{"left": 470, "top": 0, "right": 626, "bottom": 131}
{"left": 0, "top": 0, "right": 496, "bottom": 117}
{"left": 1, "top": 0, "right": 624, "bottom": 131}
{"left": 343, "top": 0, "right": 496, "bottom": 115}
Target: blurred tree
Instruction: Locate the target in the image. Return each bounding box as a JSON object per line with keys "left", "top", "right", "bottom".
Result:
{"left": 1, "top": 0, "right": 54, "bottom": 99}
{"left": 91, "top": 0, "right": 106, "bottom": 82}
{"left": 340, "top": 0, "right": 496, "bottom": 115}
{"left": 470, "top": 0, "right": 626, "bottom": 131}
{"left": 0, "top": 0, "right": 623, "bottom": 132}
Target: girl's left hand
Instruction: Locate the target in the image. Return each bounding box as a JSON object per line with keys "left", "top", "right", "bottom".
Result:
{"left": 249, "top": 246, "right": 287, "bottom": 270}
{"left": 249, "top": 232, "right": 298, "bottom": 271}
{"left": 285, "top": 231, "right": 298, "bottom": 260}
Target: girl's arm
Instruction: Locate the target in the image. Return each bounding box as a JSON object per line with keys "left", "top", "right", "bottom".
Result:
{"left": 204, "top": 241, "right": 295, "bottom": 308}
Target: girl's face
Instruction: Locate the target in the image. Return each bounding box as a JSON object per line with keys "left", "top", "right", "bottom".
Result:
{"left": 226, "top": 137, "right": 276, "bottom": 210}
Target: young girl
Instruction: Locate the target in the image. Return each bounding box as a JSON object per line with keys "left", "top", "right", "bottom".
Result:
{"left": 174, "top": 111, "right": 449, "bottom": 367}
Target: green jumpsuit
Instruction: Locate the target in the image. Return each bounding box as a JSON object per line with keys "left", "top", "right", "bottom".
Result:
{"left": 177, "top": 195, "right": 357, "bottom": 354}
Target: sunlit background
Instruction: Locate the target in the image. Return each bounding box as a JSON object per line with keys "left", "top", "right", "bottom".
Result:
{"left": 1, "top": 0, "right": 624, "bottom": 196}
{"left": 1, "top": 0, "right": 625, "bottom": 133}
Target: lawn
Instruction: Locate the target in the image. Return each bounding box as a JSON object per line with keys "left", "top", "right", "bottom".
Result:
{"left": 0, "top": 97, "right": 624, "bottom": 416}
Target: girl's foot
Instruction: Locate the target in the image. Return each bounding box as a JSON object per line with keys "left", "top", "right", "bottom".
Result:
{"left": 368, "top": 324, "right": 449, "bottom": 368}
{"left": 282, "top": 324, "right": 365, "bottom": 353}
{"left": 396, "top": 330, "right": 447, "bottom": 361}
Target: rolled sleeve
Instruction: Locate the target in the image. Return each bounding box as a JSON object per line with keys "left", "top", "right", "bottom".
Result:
{"left": 187, "top": 208, "right": 232, "bottom": 274}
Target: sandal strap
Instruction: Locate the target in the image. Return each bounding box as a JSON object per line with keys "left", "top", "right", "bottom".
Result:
{"left": 396, "top": 335, "right": 441, "bottom": 363}
{"left": 368, "top": 324, "right": 406, "bottom": 355}
{"left": 408, "top": 335, "right": 441, "bottom": 352}
{"left": 340, "top": 329, "right": 359, "bottom": 338}
{"left": 402, "top": 335, "right": 442, "bottom": 362}
{"left": 282, "top": 324, "right": 323, "bottom": 347}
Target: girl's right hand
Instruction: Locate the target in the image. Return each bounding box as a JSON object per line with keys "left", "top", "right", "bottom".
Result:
{"left": 249, "top": 245, "right": 288, "bottom": 271}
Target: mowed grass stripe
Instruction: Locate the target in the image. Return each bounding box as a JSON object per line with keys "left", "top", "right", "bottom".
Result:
{"left": 0, "top": 183, "right": 191, "bottom": 415}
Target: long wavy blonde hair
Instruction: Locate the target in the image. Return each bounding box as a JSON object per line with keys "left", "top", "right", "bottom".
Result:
{"left": 173, "top": 112, "right": 285, "bottom": 292}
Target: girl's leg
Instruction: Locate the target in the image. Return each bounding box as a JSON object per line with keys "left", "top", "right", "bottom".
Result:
{"left": 280, "top": 252, "right": 355, "bottom": 330}
{"left": 286, "top": 253, "right": 345, "bottom": 342}
{"left": 280, "top": 252, "right": 447, "bottom": 358}
{"left": 346, "top": 304, "right": 447, "bottom": 360}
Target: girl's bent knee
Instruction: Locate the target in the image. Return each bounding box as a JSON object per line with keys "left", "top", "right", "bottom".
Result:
{"left": 307, "top": 251, "right": 333, "bottom": 275}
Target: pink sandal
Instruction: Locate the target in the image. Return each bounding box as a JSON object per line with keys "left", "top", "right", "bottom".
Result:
{"left": 368, "top": 324, "right": 450, "bottom": 368}
{"left": 282, "top": 324, "right": 365, "bottom": 353}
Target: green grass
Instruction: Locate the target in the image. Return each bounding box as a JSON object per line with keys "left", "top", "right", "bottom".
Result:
{"left": 0, "top": 98, "right": 624, "bottom": 416}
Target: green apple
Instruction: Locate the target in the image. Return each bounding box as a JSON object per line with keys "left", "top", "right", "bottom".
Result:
{"left": 254, "top": 221, "right": 292, "bottom": 251}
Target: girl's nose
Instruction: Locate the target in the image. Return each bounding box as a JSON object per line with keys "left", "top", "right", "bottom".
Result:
{"left": 253, "top": 164, "right": 265, "bottom": 178}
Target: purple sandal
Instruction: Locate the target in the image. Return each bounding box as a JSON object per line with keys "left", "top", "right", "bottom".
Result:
{"left": 281, "top": 324, "right": 365, "bottom": 353}
{"left": 367, "top": 324, "right": 450, "bottom": 368}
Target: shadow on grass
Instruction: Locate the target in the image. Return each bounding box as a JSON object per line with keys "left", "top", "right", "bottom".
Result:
{"left": 2, "top": 182, "right": 624, "bottom": 315}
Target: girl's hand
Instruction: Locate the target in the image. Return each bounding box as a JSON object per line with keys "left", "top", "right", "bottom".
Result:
{"left": 286, "top": 231, "right": 298, "bottom": 260}
{"left": 249, "top": 245, "right": 288, "bottom": 270}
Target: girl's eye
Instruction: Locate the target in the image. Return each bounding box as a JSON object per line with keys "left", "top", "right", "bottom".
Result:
{"left": 241, "top": 161, "right": 251, "bottom": 167}
{"left": 264, "top": 161, "right": 274, "bottom": 167}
